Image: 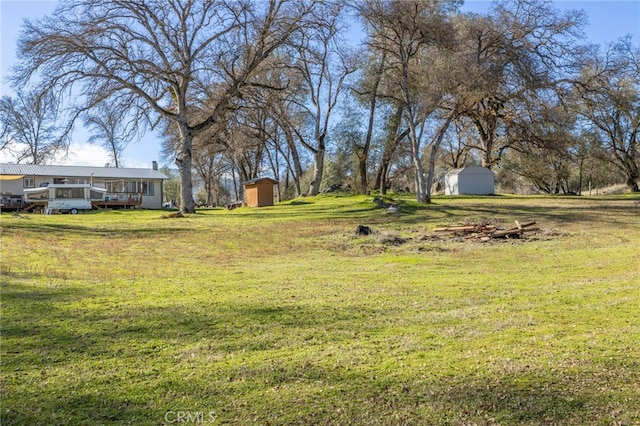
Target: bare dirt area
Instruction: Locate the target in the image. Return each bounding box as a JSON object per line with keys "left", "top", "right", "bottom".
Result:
{"left": 333, "top": 220, "right": 567, "bottom": 256}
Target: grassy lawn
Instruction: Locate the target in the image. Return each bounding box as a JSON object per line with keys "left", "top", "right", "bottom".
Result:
{"left": 1, "top": 194, "right": 639, "bottom": 425}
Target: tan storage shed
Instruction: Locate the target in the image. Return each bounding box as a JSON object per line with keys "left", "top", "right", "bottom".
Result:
{"left": 243, "top": 177, "right": 278, "bottom": 207}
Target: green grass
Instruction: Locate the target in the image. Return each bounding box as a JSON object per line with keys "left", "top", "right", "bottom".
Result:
{"left": 1, "top": 194, "right": 639, "bottom": 425}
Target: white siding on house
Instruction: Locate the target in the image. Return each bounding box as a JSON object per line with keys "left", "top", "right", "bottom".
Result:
{"left": 140, "top": 181, "right": 163, "bottom": 209}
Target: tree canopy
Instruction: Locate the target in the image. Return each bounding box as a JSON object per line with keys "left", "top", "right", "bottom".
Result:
{"left": 4, "top": 0, "right": 638, "bottom": 202}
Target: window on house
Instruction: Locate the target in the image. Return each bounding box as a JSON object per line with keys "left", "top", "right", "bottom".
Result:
{"left": 123, "top": 180, "right": 154, "bottom": 196}
{"left": 23, "top": 177, "right": 35, "bottom": 188}
{"left": 141, "top": 181, "right": 154, "bottom": 196}
{"left": 104, "top": 181, "right": 123, "bottom": 192}
{"left": 52, "top": 177, "right": 87, "bottom": 184}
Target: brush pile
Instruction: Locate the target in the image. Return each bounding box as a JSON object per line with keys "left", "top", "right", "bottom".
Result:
{"left": 433, "top": 220, "right": 539, "bottom": 242}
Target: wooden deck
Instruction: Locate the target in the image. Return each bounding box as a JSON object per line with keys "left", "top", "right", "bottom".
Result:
{"left": 92, "top": 192, "right": 143, "bottom": 209}
{"left": 0, "top": 195, "right": 26, "bottom": 211}
{"left": 1, "top": 191, "right": 144, "bottom": 212}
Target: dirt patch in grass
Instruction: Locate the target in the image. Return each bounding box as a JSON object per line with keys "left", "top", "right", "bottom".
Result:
{"left": 327, "top": 222, "right": 567, "bottom": 256}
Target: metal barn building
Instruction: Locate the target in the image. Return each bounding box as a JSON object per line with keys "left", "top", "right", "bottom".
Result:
{"left": 444, "top": 167, "right": 495, "bottom": 195}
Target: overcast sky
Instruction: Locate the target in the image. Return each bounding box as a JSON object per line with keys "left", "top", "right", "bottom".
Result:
{"left": 1, "top": 0, "right": 639, "bottom": 167}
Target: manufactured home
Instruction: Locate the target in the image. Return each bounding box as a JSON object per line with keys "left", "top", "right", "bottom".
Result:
{"left": 0, "top": 162, "right": 167, "bottom": 210}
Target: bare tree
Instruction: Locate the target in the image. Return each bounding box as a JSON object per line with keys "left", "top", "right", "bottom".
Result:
{"left": 454, "top": 0, "right": 586, "bottom": 169}
{"left": 291, "top": 1, "right": 357, "bottom": 195}
{"left": 377, "top": 105, "right": 407, "bottom": 194}
{"left": 503, "top": 101, "right": 582, "bottom": 193}
{"left": 359, "top": 0, "right": 457, "bottom": 202}
{"left": 192, "top": 144, "right": 229, "bottom": 206}
{"left": 574, "top": 37, "right": 640, "bottom": 192}
{"left": 12, "top": 0, "right": 318, "bottom": 213}
{"left": 83, "top": 103, "right": 143, "bottom": 168}
{"left": 0, "top": 89, "right": 73, "bottom": 164}
{"left": 263, "top": 67, "right": 309, "bottom": 197}
{"left": 443, "top": 118, "right": 472, "bottom": 168}
{"left": 350, "top": 48, "right": 388, "bottom": 193}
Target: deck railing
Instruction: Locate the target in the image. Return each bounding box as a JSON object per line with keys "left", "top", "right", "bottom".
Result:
{"left": 103, "top": 192, "right": 143, "bottom": 203}
{"left": 0, "top": 194, "right": 25, "bottom": 210}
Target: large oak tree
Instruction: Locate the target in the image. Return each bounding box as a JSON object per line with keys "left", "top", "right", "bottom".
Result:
{"left": 12, "top": 0, "right": 318, "bottom": 213}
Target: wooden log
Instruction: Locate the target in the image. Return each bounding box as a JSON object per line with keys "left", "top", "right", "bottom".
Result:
{"left": 434, "top": 221, "right": 539, "bottom": 238}
{"left": 434, "top": 225, "right": 477, "bottom": 232}
{"left": 491, "top": 228, "right": 523, "bottom": 237}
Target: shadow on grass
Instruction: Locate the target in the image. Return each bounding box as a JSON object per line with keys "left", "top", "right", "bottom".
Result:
{"left": 287, "top": 200, "right": 314, "bottom": 205}
{"left": 0, "top": 220, "right": 195, "bottom": 238}
{"left": 3, "top": 278, "right": 635, "bottom": 424}
{"left": 424, "top": 199, "right": 639, "bottom": 228}
{"left": 3, "top": 196, "right": 637, "bottom": 240}
{"left": 427, "top": 376, "right": 590, "bottom": 424}
{"left": 1, "top": 280, "right": 93, "bottom": 303}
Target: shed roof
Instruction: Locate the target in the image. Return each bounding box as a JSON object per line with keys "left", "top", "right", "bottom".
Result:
{"left": 0, "top": 163, "right": 167, "bottom": 180}
{"left": 445, "top": 166, "right": 493, "bottom": 177}
{"left": 243, "top": 177, "right": 278, "bottom": 185}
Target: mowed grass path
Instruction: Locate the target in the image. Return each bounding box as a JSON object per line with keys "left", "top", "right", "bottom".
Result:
{"left": 1, "top": 194, "right": 639, "bottom": 425}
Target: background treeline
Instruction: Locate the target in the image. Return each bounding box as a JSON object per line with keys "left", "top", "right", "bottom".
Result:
{"left": 2, "top": 0, "right": 638, "bottom": 211}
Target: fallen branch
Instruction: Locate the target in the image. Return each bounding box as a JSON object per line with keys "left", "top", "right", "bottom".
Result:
{"left": 161, "top": 211, "right": 184, "bottom": 219}
{"left": 433, "top": 220, "right": 538, "bottom": 241}
{"left": 12, "top": 212, "right": 30, "bottom": 219}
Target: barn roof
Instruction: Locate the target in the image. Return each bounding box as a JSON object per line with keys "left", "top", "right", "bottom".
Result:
{"left": 0, "top": 163, "right": 167, "bottom": 180}
{"left": 445, "top": 166, "right": 494, "bottom": 177}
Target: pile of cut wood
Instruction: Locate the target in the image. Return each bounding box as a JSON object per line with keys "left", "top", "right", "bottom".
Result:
{"left": 433, "top": 220, "right": 539, "bottom": 242}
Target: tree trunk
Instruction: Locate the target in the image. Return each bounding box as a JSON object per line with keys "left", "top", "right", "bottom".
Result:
{"left": 425, "top": 114, "right": 455, "bottom": 203}
{"left": 285, "top": 131, "right": 303, "bottom": 197}
{"left": 374, "top": 103, "right": 404, "bottom": 194}
{"left": 206, "top": 174, "right": 215, "bottom": 207}
{"left": 376, "top": 162, "right": 389, "bottom": 195}
{"left": 407, "top": 117, "right": 427, "bottom": 202}
{"left": 626, "top": 174, "right": 639, "bottom": 192}
{"left": 111, "top": 144, "right": 120, "bottom": 168}
{"left": 358, "top": 156, "right": 368, "bottom": 194}
{"left": 471, "top": 113, "right": 498, "bottom": 169}
{"left": 176, "top": 124, "right": 195, "bottom": 214}
{"left": 622, "top": 139, "right": 639, "bottom": 192}
{"left": 359, "top": 52, "right": 386, "bottom": 194}
{"left": 308, "top": 146, "right": 325, "bottom": 196}
{"left": 577, "top": 155, "right": 584, "bottom": 195}
{"left": 411, "top": 144, "right": 427, "bottom": 203}
{"left": 405, "top": 104, "right": 427, "bottom": 203}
